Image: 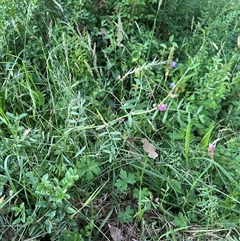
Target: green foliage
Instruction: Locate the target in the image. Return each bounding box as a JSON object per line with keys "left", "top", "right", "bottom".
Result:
{"left": 60, "top": 230, "right": 84, "bottom": 241}
{"left": 115, "top": 169, "right": 137, "bottom": 193}
{"left": 117, "top": 205, "right": 135, "bottom": 223}
{"left": 0, "top": 0, "right": 240, "bottom": 240}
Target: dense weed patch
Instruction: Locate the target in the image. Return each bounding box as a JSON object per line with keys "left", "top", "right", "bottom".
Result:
{"left": 0, "top": 0, "right": 240, "bottom": 240}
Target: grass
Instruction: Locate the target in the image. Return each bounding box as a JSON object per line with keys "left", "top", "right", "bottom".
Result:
{"left": 0, "top": 0, "right": 240, "bottom": 240}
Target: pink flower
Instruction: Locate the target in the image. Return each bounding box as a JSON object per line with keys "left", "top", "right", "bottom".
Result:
{"left": 119, "top": 118, "right": 125, "bottom": 123}
{"left": 158, "top": 104, "right": 167, "bottom": 111}
{"left": 148, "top": 93, "right": 153, "bottom": 98}
{"left": 208, "top": 143, "right": 215, "bottom": 159}
{"left": 208, "top": 143, "right": 215, "bottom": 152}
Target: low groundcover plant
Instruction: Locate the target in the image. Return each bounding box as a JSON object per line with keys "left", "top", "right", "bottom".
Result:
{"left": 0, "top": 0, "right": 240, "bottom": 240}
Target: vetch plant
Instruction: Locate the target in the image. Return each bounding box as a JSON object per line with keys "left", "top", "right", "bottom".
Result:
{"left": 169, "top": 82, "right": 175, "bottom": 89}
{"left": 171, "top": 60, "right": 178, "bottom": 68}
{"left": 1, "top": 0, "right": 240, "bottom": 240}
{"left": 158, "top": 104, "right": 167, "bottom": 111}
{"left": 208, "top": 143, "right": 215, "bottom": 159}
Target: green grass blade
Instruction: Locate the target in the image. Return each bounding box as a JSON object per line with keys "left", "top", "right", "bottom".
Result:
{"left": 185, "top": 121, "right": 192, "bottom": 169}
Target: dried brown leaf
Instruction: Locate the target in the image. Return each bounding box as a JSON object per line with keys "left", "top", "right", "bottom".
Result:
{"left": 142, "top": 138, "right": 158, "bottom": 159}
{"left": 108, "top": 224, "right": 123, "bottom": 241}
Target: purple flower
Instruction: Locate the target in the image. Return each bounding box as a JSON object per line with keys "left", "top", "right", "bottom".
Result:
{"left": 119, "top": 118, "right": 125, "bottom": 123}
{"left": 169, "top": 82, "right": 175, "bottom": 89}
{"left": 208, "top": 143, "right": 215, "bottom": 159}
{"left": 99, "top": 127, "right": 106, "bottom": 133}
{"left": 171, "top": 61, "right": 177, "bottom": 68}
{"left": 148, "top": 93, "right": 153, "bottom": 98}
{"left": 208, "top": 143, "right": 215, "bottom": 153}
{"left": 158, "top": 104, "right": 167, "bottom": 111}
